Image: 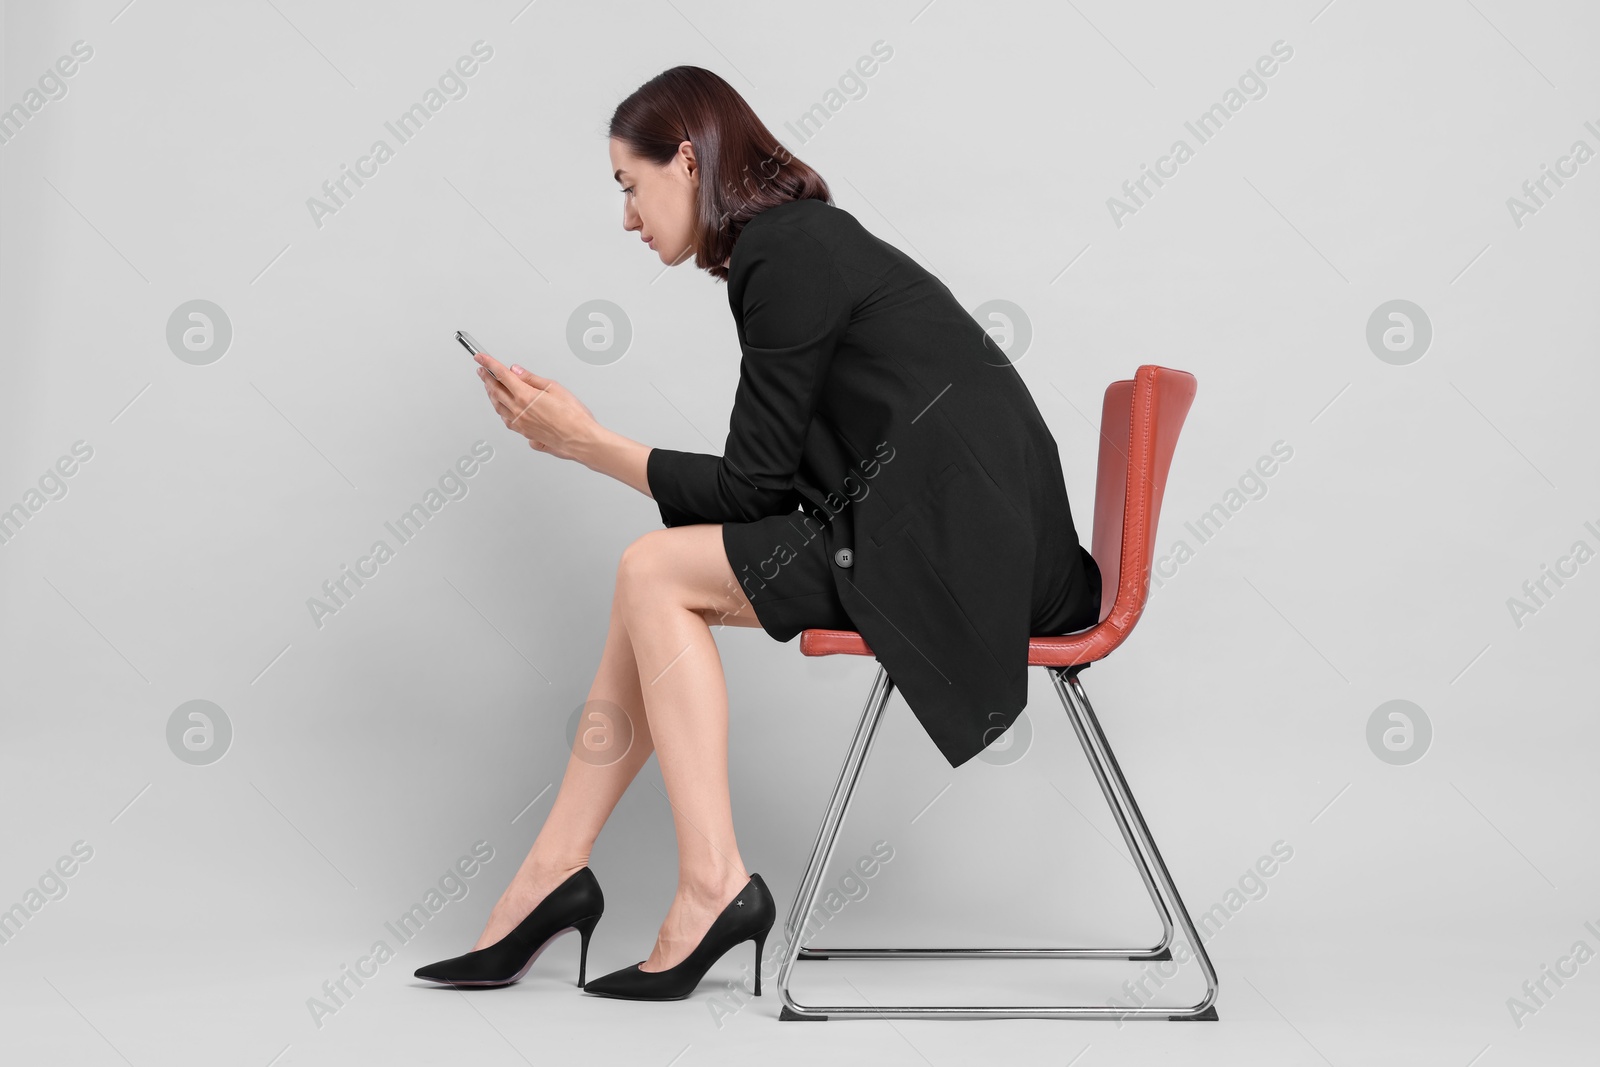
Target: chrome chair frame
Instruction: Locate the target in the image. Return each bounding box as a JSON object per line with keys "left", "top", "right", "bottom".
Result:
{"left": 773, "top": 663, "right": 1219, "bottom": 1022}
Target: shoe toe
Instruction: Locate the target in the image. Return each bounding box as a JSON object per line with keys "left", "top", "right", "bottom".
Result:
{"left": 582, "top": 964, "right": 641, "bottom": 996}
{"left": 414, "top": 952, "right": 471, "bottom": 983}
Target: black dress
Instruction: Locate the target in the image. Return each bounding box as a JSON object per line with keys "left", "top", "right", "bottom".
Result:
{"left": 722, "top": 505, "right": 1099, "bottom": 643}
{"left": 647, "top": 197, "right": 1101, "bottom": 767}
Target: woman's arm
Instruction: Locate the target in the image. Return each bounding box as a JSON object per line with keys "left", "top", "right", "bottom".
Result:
{"left": 644, "top": 222, "right": 848, "bottom": 528}
{"left": 474, "top": 215, "right": 846, "bottom": 524}
{"left": 571, "top": 424, "right": 653, "bottom": 499}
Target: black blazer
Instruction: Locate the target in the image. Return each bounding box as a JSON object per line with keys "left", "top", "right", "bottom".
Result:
{"left": 646, "top": 197, "right": 1094, "bottom": 767}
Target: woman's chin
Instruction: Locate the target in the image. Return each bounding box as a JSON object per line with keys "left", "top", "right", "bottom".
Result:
{"left": 652, "top": 244, "right": 687, "bottom": 266}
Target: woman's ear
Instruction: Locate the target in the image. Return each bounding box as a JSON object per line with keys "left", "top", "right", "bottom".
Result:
{"left": 679, "top": 139, "right": 697, "bottom": 182}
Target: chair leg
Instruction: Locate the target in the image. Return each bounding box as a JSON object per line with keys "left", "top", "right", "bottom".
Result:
{"left": 1053, "top": 668, "right": 1220, "bottom": 1020}
{"left": 775, "top": 666, "right": 896, "bottom": 1007}
{"left": 776, "top": 666, "right": 1220, "bottom": 1021}
{"left": 796, "top": 665, "right": 1177, "bottom": 963}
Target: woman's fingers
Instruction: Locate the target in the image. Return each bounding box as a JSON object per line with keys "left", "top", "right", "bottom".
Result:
{"left": 473, "top": 350, "right": 513, "bottom": 383}
{"left": 475, "top": 357, "right": 552, "bottom": 407}
{"left": 509, "top": 364, "right": 552, "bottom": 390}
{"left": 473, "top": 358, "right": 578, "bottom": 461}
{"left": 480, "top": 367, "right": 534, "bottom": 422}
{"left": 485, "top": 389, "right": 510, "bottom": 421}
{"left": 478, "top": 369, "right": 507, "bottom": 406}
{"left": 484, "top": 372, "right": 546, "bottom": 437}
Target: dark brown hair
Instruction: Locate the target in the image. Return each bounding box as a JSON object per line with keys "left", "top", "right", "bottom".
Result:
{"left": 609, "top": 66, "right": 830, "bottom": 282}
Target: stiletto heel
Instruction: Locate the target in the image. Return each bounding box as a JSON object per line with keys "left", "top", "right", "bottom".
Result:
{"left": 751, "top": 930, "right": 766, "bottom": 996}
{"left": 582, "top": 874, "right": 778, "bottom": 1001}
{"left": 574, "top": 913, "right": 602, "bottom": 986}
{"left": 414, "top": 867, "right": 605, "bottom": 988}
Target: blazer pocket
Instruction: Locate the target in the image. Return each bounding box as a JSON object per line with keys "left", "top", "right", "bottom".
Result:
{"left": 870, "top": 462, "right": 963, "bottom": 547}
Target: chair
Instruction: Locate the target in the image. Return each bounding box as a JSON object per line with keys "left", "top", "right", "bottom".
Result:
{"left": 774, "top": 364, "right": 1217, "bottom": 1022}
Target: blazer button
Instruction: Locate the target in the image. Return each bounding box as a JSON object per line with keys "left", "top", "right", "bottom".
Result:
{"left": 833, "top": 547, "right": 854, "bottom": 568}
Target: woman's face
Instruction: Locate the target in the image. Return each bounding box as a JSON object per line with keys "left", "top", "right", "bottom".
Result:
{"left": 610, "top": 136, "right": 698, "bottom": 266}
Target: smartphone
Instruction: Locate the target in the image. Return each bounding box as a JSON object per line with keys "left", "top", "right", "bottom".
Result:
{"left": 455, "top": 329, "right": 499, "bottom": 380}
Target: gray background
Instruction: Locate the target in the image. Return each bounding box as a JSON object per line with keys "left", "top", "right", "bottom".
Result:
{"left": 2, "top": 0, "right": 1597, "bottom": 1063}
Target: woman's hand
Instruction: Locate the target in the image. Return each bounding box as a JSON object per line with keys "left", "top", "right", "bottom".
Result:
{"left": 474, "top": 350, "right": 597, "bottom": 463}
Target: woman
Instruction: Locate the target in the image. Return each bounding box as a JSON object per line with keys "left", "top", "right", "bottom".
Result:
{"left": 414, "top": 65, "right": 1101, "bottom": 1001}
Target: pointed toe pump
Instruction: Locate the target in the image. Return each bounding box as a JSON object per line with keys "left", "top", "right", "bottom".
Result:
{"left": 582, "top": 873, "right": 776, "bottom": 1001}
{"left": 413, "top": 866, "right": 604, "bottom": 988}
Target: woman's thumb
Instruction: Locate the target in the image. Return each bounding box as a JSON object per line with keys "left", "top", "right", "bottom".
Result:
{"left": 510, "top": 364, "right": 550, "bottom": 388}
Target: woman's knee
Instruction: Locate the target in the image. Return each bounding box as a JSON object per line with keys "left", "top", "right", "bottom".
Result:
{"left": 617, "top": 527, "right": 745, "bottom": 620}
{"left": 616, "top": 528, "right": 681, "bottom": 614}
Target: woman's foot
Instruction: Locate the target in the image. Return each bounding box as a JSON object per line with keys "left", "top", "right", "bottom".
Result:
{"left": 581, "top": 875, "right": 774, "bottom": 1000}
{"left": 475, "top": 858, "right": 588, "bottom": 951}
{"left": 639, "top": 869, "right": 751, "bottom": 971}
{"left": 416, "top": 866, "right": 605, "bottom": 988}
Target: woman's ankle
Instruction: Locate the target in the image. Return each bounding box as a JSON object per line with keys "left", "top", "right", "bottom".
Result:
{"left": 680, "top": 862, "right": 749, "bottom": 903}
{"left": 519, "top": 847, "right": 590, "bottom": 885}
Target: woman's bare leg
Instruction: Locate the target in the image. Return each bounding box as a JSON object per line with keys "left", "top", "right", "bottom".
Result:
{"left": 470, "top": 578, "right": 653, "bottom": 949}
{"left": 613, "top": 524, "right": 763, "bottom": 971}
{"left": 472, "top": 524, "right": 760, "bottom": 952}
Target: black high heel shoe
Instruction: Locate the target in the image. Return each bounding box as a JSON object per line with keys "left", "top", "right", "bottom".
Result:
{"left": 414, "top": 867, "right": 604, "bottom": 987}
{"left": 582, "top": 873, "right": 776, "bottom": 1001}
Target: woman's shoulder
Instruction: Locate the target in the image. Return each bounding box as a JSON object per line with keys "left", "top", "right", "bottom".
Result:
{"left": 731, "top": 198, "right": 857, "bottom": 266}
{"left": 744, "top": 196, "right": 835, "bottom": 228}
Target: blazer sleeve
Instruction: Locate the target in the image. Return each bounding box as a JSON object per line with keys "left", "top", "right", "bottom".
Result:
{"left": 646, "top": 223, "right": 848, "bottom": 528}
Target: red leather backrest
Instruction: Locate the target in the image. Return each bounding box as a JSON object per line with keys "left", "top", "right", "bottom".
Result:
{"left": 801, "top": 364, "right": 1197, "bottom": 666}
{"left": 1090, "top": 365, "right": 1197, "bottom": 632}
{"left": 1091, "top": 380, "right": 1132, "bottom": 623}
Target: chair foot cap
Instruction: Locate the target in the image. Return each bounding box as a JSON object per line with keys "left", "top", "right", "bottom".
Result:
{"left": 1149, "top": 948, "right": 1172, "bottom": 961}
{"left": 1169, "top": 1005, "right": 1219, "bottom": 1021}
{"left": 780, "top": 1005, "right": 828, "bottom": 1021}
